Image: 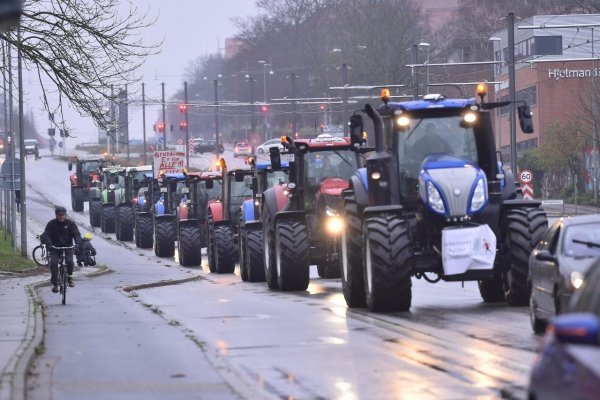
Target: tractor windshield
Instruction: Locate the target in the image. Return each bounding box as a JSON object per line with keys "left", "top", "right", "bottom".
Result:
{"left": 200, "top": 180, "right": 222, "bottom": 201}
{"left": 266, "top": 170, "right": 288, "bottom": 188}
{"left": 303, "top": 149, "right": 358, "bottom": 210}
{"left": 82, "top": 160, "right": 102, "bottom": 174}
{"left": 229, "top": 174, "right": 253, "bottom": 219}
{"left": 397, "top": 115, "right": 478, "bottom": 198}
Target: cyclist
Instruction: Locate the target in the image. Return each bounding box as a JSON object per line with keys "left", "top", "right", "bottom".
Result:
{"left": 42, "top": 206, "right": 82, "bottom": 293}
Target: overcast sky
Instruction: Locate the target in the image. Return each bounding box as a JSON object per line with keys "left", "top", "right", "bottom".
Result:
{"left": 23, "top": 0, "right": 259, "bottom": 143}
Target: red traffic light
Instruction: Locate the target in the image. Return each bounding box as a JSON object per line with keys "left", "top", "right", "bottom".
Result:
{"left": 179, "top": 121, "right": 188, "bottom": 131}
{"left": 320, "top": 104, "right": 326, "bottom": 111}
{"left": 179, "top": 104, "right": 187, "bottom": 114}
{"left": 261, "top": 105, "right": 269, "bottom": 112}
{"left": 157, "top": 122, "right": 165, "bottom": 133}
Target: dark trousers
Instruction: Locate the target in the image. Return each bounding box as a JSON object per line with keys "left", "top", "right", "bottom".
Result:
{"left": 49, "top": 249, "right": 74, "bottom": 286}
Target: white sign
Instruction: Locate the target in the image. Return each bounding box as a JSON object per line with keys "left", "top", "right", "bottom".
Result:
{"left": 519, "top": 169, "right": 533, "bottom": 184}
{"left": 441, "top": 224, "right": 496, "bottom": 276}
{"left": 548, "top": 68, "right": 600, "bottom": 80}
{"left": 153, "top": 150, "right": 185, "bottom": 178}
{"left": 281, "top": 153, "right": 295, "bottom": 163}
{"left": 542, "top": 199, "right": 564, "bottom": 205}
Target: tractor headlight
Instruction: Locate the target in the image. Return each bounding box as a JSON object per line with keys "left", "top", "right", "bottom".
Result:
{"left": 325, "top": 206, "right": 338, "bottom": 217}
{"left": 427, "top": 181, "right": 445, "bottom": 213}
{"left": 570, "top": 271, "right": 584, "bottom": 290}
{"left": 325, "top": 215, "right": 344, "bottom": 235}
{"left": 109, "top": 184, "right": 115, "bottom": 190}
{"left": 470, "top": 179, "right": 486, "bottom": 212}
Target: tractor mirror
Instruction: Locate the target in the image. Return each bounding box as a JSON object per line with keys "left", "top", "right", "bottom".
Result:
{"left": 169, "top": 180, "right": 177, "bottom": 193}
{"left": 349, "top": 114, "right": 365, "bottom": 145}
{"left": 269, "top": 146, "right": 281, "bottom": 170}
{"left": 517, "top": 104, "right": 534, "bottom": 134}
{"left": 68, "top": 162, "right": 73, "bottom": 171}
{"left": 234, "top": 172, "right": 245, "bottom": 183}
{"left": 205, "top": 179, "right": 214, "bottom": 189}
{"left": 132, "top": 178, "right": 139, "bottom": 189}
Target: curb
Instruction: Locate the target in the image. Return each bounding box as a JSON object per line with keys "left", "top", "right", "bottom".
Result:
{"left": 7, "top": 267, "right": 112, "bottom": 400}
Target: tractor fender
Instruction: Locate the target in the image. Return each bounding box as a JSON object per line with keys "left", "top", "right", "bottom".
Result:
{"left": 363, "top": 205, "right": 404, "bottom": 218}
{"left": 101, "top": 202, "right": 115, "bottom": 208}
{"left": 178, "top": 203, "right": 188, "bottom": 220}
{"left": 241, "top": 199, "right": 255, "bottom": 223}
{"left": 274, "top": 210, "right": 306, "bottom": 225}
{"left": 263, "top": 185, "right": 289, "bottom": 216}
{"left": 244, "top": 220, "right": 262, "bottom": 230}
{"left": 155, "top": 214, "right": 175, "bottom": 223}
{"left": 208, "top": 201, "right": 224, "bottom": 223}
{"left": 178, "top": 218, "right": 198, "bottom": 228}
{"left": 350, "top": 169, "right": 369, "bottom": 207}
{"left": 501, "top": 199, "right": 542, "bottom": 208}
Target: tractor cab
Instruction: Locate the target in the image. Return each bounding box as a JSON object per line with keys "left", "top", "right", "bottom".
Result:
{"left": 154, "top": 172, "right": 186, "bottom": 217}
{"left": 68, "top": 157, "right": 112, "bottom": 213}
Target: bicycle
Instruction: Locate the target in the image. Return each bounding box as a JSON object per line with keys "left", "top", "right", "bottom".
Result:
{"left": 52, "top": 245, "right": 75, "bottom": 305}
{"left": 32, "top": 235, "right": 50, "bottom": 267}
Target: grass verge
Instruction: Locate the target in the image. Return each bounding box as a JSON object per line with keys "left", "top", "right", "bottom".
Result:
{"left": 0, "top": 228, "right": 37, "bottom": 272}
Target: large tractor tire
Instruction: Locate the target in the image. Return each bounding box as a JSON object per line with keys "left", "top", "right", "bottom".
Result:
{"left": 206, "top": 214, "right": 216, "bottom": 272}
{"left": 239, "top": 228, "right": 249, "bottom": 281}
{"left": 340, "top": 194, "right": 366, "bottom": 307}
{"left": 262, "top": 209, "right": 278, "bottom": 289}
{"left": 135, "top": 214, "right": 153, "bottom": 248}
{"left": 502, "top": 207, "right": 547, "bottom": 306}
{"left": 178, "top": 224, "right": 202, "bottom": 267}
{"left": 275, "top": 220, "right": 310, "bottom": 291}
{"left": 71, "top": 188, "right": 85, "bottom": 212}
{"left": 214, "top": 225, "right": 235, "bottom": 273}
{"left": 89, "top": 200, "right": 102, "bottom": 227}
{"left": 154, "top": 218, "right": 176, "bottom": 257}
{"left": 101, "top": 206, "right": 115, "bottom": 234}
{"left": 115, "top": 206, "right": 134, "bottom": 241}
{"left": 362, "top": 214, "right": 412, "bottom": 312}
{"left": 246, "top": 229, "right": 265, "bottom": 282}
{"left": 478, "top": 275, "right": 506, "bottom": 303}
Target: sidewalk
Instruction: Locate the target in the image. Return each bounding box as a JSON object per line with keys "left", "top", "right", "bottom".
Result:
{"left": 0, "top": 275, "right": 45, "bottom": 400}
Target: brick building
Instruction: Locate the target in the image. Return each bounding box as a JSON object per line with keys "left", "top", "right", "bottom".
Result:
{"left": 491, "top": 14, "right": 600, "bottom": 188}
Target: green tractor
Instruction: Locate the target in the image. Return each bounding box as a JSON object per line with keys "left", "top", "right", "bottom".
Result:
{"left": 340, "top": 90, "right": 547, "bottom": 312}
{"left": 89, "top": 165, "right": 125, "bottom": 234}
{"left": 114, "top": 165, "right": 153, "bottom": 241}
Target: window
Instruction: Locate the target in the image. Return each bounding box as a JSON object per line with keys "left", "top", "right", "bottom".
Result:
{"left": 535, "top": 36, "right": 562, "bottom": 56}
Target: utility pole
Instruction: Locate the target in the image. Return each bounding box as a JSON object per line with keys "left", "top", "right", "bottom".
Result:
{"left": 412, "top": 44, "right": 419, "bottom": 100}
{"left": 508, "top": 12, "right": 518, "bottom": 174}
{"left": 125, "top": 85, "right": 130, "bottom": 163}
{"left": 592, "top": 28, "right": 598, "bottom": 203}
{"left": 109, "top": 84, "right": 114, "bottom": 157}
{"left": 8, "top": 41, "right": 15, "bottom": 251}
{"left": 161, "top": 82, "right": 166, "bottom": 150}
{"left": 214, "top": 79, "right": 220, "bottom": 156}
{"left": 2, "top": 41, "right": 7, "bottom": 240}
{"left": 290, "top": 73, "right": 297, "bottom": 137}
{"left": 17, "top": 25, "right": 26, "bottom": 256}
{"left": 142, "top": 82, "right": 147, "bottom": 164}
{"left": 342, "top": 63, "right": 348, "bottom": 136}
{"left": 184, "top": 81, "right": 190, "bottom": 169}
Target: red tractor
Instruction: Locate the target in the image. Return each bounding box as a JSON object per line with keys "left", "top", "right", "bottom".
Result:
{"left": 68, "top": 157, "right": 111, "bottom": 213}
{"left": 262, "top": 135, "right": 365, "bottom": 291}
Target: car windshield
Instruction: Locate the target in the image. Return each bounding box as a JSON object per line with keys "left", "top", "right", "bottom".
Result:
{"left": 25, "top": 140, "right": 37, "bottom": 145}
{"left": 82, "top": 160, "right": 102, "bottom": 174}
{"left": 563, "top": 223, "right": 600, "bottom": 257}
{"left": 396, "top": 115, "right": 478, "bottom": 198}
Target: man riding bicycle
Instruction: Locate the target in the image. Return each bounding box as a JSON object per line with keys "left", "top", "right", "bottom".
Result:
{"left": 42, "top": 206, "right": 82, "bottom": 293}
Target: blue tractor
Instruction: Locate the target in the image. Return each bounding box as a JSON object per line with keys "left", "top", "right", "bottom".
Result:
{"left": 153, "top": 172, "right": 187, "bottom": 258}
{"left": 238, "top": 159, "right": 289, "bottom": 282}
{"left": 341, "top": 90, "right": 547, "bottom": 312}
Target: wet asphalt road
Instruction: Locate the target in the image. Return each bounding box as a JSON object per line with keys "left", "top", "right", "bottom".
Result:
{"left": 21, "top": 151, "right": 541, "bottom": 399}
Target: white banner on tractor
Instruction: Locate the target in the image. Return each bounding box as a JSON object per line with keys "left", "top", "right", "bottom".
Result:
{"left": 153, "top": 150, "right": 185, "bottom": 178}
{"left": 441, "top": 224, "right": 496, "bottom": 275}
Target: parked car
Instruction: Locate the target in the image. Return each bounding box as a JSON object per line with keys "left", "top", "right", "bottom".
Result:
{"left": 24, "top": 139, "right": 39, "bottom": 155}
{"left": 529, "top": 215, "right": 600, "bottom": 333}
{"left": 528, "top": 259, "right": 600, "bottom": 400}
{"left": 256, "top": 138, "right": 284, "bottom": 155}
{"left": 193, "top": 138, "right": 224, "bottom": 155}
{"left": 233, "top": 140, "right": 252, "bottom": 157}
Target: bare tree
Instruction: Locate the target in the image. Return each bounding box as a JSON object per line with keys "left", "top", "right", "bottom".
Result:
{"left": 0, "top": 0, "right": 158, "bottom": 131}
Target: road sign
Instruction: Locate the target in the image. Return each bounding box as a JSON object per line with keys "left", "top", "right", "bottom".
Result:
{"left": 519, "top": 169, "right": 533, "bottom": 184}
{"left": 541, "top": 199, "right": 564, "bottom": 205}
{"left": 521, "top": 183, "right": 534, "bottom": 200}
{"left": 177, "top": 139, "right": 184, "bottom": 145}
{"left": 0, "top": 157, "right": 21, "bottom": 177}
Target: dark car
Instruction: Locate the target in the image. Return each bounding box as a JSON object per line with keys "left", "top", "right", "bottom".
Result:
{"left": 529, "top": 215, "right": 600, "bottom": 333}
{"left": 528, "top": 260, "right": 600, "bottom": 400}
{"left": 192, "top": 138, "right": 224, "bottom": 155}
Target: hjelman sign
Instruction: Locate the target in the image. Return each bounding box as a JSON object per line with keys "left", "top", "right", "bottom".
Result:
{"left": 153, "top": 150, "right": 185, "bottom": 178}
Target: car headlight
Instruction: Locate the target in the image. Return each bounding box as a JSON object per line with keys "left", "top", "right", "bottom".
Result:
{"left": 427, "top": 181, "right": 445, "bottom": 213}
{"left": 325, "top": 215, "right": 344, "bottom": 235}
{"left": 570, "top": 271, "right": 584, "bottom": 290}
{"left": 470, "top": 179, "right": 486, "bottom": 212}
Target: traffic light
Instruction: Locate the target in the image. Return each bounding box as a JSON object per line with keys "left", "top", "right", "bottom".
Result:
{"left": 157, "top": 122, "right": 165, "bottom": 133}
{"left": 179, "top": 121, "right": 187, "bottom": 131}
{"left": 261, "top": 105, "right": 269, "bottom": 113}
{"left": 48, "top": 128, "right": 56, "bottom": 137}
{"left": 179, "top": 104, "right": 187, "bottom": 114}
{"left": 320, "top": 104, "right": 326, "bottom": 111}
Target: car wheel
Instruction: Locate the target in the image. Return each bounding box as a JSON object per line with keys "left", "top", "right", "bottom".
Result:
{"left": 258, "top": 148, "right": 264, "bottom": 154}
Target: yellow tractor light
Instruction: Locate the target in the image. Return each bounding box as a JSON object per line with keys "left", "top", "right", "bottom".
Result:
{"left": 476, "top": 83, "right": 487, "bottom": 102}
{"left": 381, "top": 88, "right": 391, "bottom": 103}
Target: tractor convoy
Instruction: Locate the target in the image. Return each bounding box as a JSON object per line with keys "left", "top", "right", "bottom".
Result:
{"left": 66, "top": 84, "right": 545, "bottom": 314}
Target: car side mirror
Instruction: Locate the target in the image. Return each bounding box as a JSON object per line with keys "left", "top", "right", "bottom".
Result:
{"left": 205, "top": 179, "right": 214, "bottom": 189}
{"left": 349, "top": 114, "right": 365, "bottom": 145}
{"left": 518, "top": 104, "right": 534, "bottom": 134}
{"left": 269, "top": 146, "right": 281, "bottom": 170}
{"left": 535, "top": 249, "right": 555, "bottom": 262}
{"left": 68, "top": 162, "right": 73, "bottom": 171}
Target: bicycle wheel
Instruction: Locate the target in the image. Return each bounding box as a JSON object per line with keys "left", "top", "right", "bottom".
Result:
{"left": 32, "top": 246, "right": 49, "bottom": 267}
{"left": 61, "top": 265, "right": 67, "bottom": 305}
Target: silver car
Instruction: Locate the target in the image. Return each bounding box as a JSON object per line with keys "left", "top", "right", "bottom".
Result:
{"left": 529, "top": 215, "right": 600, "bottom": 333}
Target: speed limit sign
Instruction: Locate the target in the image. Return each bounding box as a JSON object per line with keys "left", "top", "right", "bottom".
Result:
{"left": 519, "top": 169, "right": 533, "bottom": 184}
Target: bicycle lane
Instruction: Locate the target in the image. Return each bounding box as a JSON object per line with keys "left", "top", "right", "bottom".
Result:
{"left": 21, "top": 157, "right": 242, "bottom": 400}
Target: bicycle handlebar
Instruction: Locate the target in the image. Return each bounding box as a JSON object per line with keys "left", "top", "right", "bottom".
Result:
{"left": 51, "top": 246, "right": 76, "bottom": 250}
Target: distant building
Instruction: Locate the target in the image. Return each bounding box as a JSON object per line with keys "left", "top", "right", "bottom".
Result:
{"left": 491, "top": 14, "right": 600, "bottom": 189}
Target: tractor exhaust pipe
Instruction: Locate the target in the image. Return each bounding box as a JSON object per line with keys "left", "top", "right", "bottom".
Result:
{"left": 364, "top": 103, "right": 385, "bottom": 153}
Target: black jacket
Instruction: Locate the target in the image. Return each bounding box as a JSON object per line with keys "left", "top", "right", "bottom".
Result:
{"left": 42, "top": 218, "right": 82, "bottom": 248}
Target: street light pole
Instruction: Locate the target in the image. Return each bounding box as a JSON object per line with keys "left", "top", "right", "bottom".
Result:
{"left": 142, "top": 82, "right": 147, "bottom": 164}
{"left": 290, "top": 73, "right": 297, "bottom": 137}
{"left": 214, "top": 78, "right": 220, "bottom": 157}
{"left": 161, "top": 82, "right": 166, "bottom": 150}
{"left": 592, "top": 27, "right": 598, "bottom": 203}
{"left": 412, "top": 44, "right": 419, "bottom": 100}
{"left": 419, "top": 42, "right": 431, "bottom": 94}
{"left": 17, "top": 25, "right": 26, "bottom": 256}
{"left": 245, "top": 74, "right": 256, "bottom": 142}
{"left": 508, "top": 12, "right": 518, "bottom": 173}
{"left": 184, "top": 80, "right": 190, "bottom": 169}
{"left": 342, "top": 63, "right": 348, "bottom": 136}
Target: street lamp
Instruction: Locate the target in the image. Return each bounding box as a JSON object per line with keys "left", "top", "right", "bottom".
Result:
{"left": 489, "top": 37, "right": 502, "bottom": 150}
{"left": 287, "top": 73, "right": 298, "bottom": 137}
{"left": 419, "top": 42, "right": 431, "bottom": 94}
{"left": 245, "top": 74, "right": 257, "bottom": 142}
{"left": 203, "top": 74, "right": 223, "bottom": 156}
{"left": 336, "top": 63, "right": 351, "bottom": 135}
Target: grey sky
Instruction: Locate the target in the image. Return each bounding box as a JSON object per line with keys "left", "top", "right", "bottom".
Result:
{"left": 24, "top": 0, "right": 259, "bottom": 143}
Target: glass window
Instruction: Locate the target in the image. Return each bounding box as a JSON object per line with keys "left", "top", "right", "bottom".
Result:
{"left": 537, "top": 221, "right": 559, "bottom": 250}
{"left": 266, "top": 170, "right": 288, "bottom": 188}
{"left": 82, "top": 160, "right": 102, "bottom": 174}
{"left": 535, "top": 36, "right": 562, "bottom": 56}
{"left": 562, "top": 222, "right": 600, "bottom": 257}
